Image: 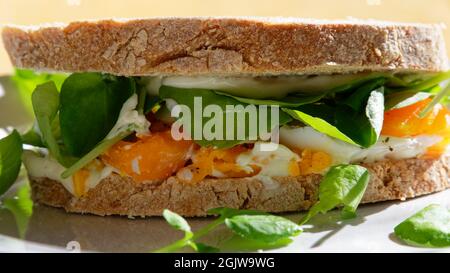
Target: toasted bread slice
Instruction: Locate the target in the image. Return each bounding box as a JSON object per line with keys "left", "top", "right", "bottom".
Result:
{"left": 2, "top": 18, "right": 448, "bottom": 76}
{"left": 30, "top": 155, "right": 449, "bottom": 217}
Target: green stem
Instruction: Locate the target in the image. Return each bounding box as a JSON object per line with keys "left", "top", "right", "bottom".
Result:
{"left": 409, "top": 71, "right": 450, "bottom": 91}
{"left": 419, "top": 82, "right": 450, "bottom": 118}
{"left": 153, "top": 217, "right": 225, "bottom": 253}
{"left": 153, "top": 235, "right": 193, "bottom": 253}
{"left": 191, "top": 217, "right": 225, "bottom": 241}
{"left": 137, "top": 87, "right": 147, "bottom": 115}
{"left": 61, "top": 131, "right": 131, "bottom": 178}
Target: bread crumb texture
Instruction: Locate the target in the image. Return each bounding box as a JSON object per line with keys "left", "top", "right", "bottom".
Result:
{"left": 2, "top": 18, "right": 448, "bottom": 76}
{"left": 30, "top": 155, "right": 450, "bottom": 217}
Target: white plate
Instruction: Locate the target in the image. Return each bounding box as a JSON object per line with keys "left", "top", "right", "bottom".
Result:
{"left": 0, "top": 185, "right": 449, "bottom": 253}
{"left": 0, "top": 77, "right": 449, "bottom": 253}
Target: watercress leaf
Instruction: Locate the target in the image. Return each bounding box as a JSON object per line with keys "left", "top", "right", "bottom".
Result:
{"left": 194, "top": 243, "right": 220, "bottom": 253}
{"left": 31, "top": 82, "right": 66, "bottom": 163}
{"left": 225, "top": 215, "right": 302, "bottom": 243}
{"left": 282, "top": 108, "right": 358, "bottom": 145}
{"left": 21, "top": 123, "right": 45, "bottom": 147}
{"left": 406, "top": 71, "right": 450, "bottom": 92}
{"left": 385, "top": 91, "right": 432, "bottom": 110}
{"left": 300, "top": 164, "right": 370, "bottom": 225}
{"left": 62, "top": 90, "right": 149, "bottom": 178}
{"left": 334, "top": 106, "right": 375, "bottom": 148}
{"left": 394, "top": 204, "right": 450, "bottom": 248}
{"left": 364, "top": 88, "right": 385, "bottom": 137}
{"left": 60, "top": 73, "right": 135, "bottom": 157}
{"left": 294, "top": 103, "right": 336, "bottom": 123}
{"left": 163, "top": 209, "right": 191, "bottom": 233}
{"left": 419, "top": 82, "right": 450, "bottom": 117}
{"left": 221, "top": 234, "right": 293, "bottom": 251}
{"left": 159, "top": 86, "right": 292, "bottom": 148}
{"left": 330, "top": 74, "right": 388, "bottom": 93}
{"left": 335, "top": 87, "right": 384, "bottom": 148}
{"left": 0, "top": 130, "right": 23, "bottom": 196}
{"left": 215, "top": 91, "right": 324, "bottom": 107}
{"left": 12, "top": 69, "right": 67, "bottom": 114}
{"left": 61, "top": 131, "right": 131, "bottom": 178}
{"left": 342, "top": 79, "right": 385, "bottom": 111}
{"left": 2, "top": 183, "right": 33, "bottom": 238}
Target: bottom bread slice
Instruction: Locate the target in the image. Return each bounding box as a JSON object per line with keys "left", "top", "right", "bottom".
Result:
{"left": 30, "top": 156, "right": 450, "bottom": 217}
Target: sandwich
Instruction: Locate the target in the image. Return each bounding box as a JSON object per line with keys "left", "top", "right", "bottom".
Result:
{"left": 0, "top": 18, "right": 449, "bottom": 217}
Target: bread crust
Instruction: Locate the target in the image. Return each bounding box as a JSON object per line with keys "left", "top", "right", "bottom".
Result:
{"left": 2, "top": 18, "right": 448, "bottom": 76}
{"left": 30, "top": 155, "right": 450, "bottom": 217}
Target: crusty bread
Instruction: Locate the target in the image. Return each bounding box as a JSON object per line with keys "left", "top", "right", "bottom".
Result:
{"left": 2, "top": 18, "right": 448, "bottom": 76}
{"left": 30, "top": 155, "right": 450, "bottom": 217}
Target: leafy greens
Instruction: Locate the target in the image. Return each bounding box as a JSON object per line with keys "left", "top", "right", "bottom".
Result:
{"left": 154, "top": 208, "right": 301, "bottom": 253}
{"left": 159, "top": 86, "right": 292, "bottom": 148}
{"left": 300, "top": 164, "right": 370, "bottom": 224}
{"left": 394, "top": 204, "right": 450, "bottom": 248}
{"left": 60, "top": 73, "right": 135, "bottom": 157}
{"left": 0, "top": 130, "right": 23, "bottom": 196}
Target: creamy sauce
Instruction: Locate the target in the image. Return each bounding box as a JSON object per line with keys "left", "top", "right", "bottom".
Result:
{"left": 236, "top": 142, "right": 300, "bottom": 176}
{"left": 280, "top": 126, "right": 443, "bottom": 164}
{"left": 144, "top": 73, "right": 384, "bottom": 99}
{"left": 106, "top": 94, "right": 150, "bottom": 139}
{"left": 23, "top": 151, "right": 113, "bottom": 196}
{"left": 23, "top": 150, "right": 74, "bottom": 193}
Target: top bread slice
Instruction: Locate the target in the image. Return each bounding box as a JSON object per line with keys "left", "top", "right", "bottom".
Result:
{"left": 2, "top": 17, "right": 448, "bottom": 76}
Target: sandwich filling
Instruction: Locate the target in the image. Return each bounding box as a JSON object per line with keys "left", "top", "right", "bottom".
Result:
{"left": 14, "top": 71, "right": 450, "bottom": 197}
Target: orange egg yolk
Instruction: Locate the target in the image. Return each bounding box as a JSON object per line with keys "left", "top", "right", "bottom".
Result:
{"left": 101, "top": 131, "right": 193, "bottom": 182}
{"left": 73, "top": 169, "right": 89, "bottom": 197}
{"left": 382, "top": 98, "right": 450, "bottom": 157}
{"left": 291, "top": 148, "right": 332, "bottom": 175}
{"left": 176, "top": 145, "right": 260, "bottom": 183}
{"left": 72, "top": 160, "right": 105, "bottom": 197}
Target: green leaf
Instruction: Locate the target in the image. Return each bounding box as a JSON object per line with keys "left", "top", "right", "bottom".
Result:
{"left": 2, "top": 183, "right": 33, "bottom": 238}
{"left": 194, "top": 243, "right": 220, "bottom": 253}
{"left": 159, "top": 86, "right": 292, "bottom": 148}
{"left": 215, "top": 91, "right": 324, "bottom": 107}
{"left": 163, "top": 209, "right": 191, "bottom": 233}
{"left": 282, "top": 108, "right": 357, "bottom": 145}
{"left": 0, "top": 130, "right": 23, "bottom": 196}
{"left": 285, "top": 86, "right": 384, "bottom": 148}
{"left": 405, "top": 71, "right": 450, "bottom": 91}
{"left": 60, "top": 73, "right": 135, "bottom": 157}
{"left": 220, "top": 235, "right": 293, "bottom": 251}
{"left": 394, "top": 204, "right": 450, "bottom": 248}
{"left": 300, "top": 164, "right": 370, "bottom": 224}
{"left": 419, "top": 82, "right": 450, "bottom": 117}
{"left": 154, "top": 209, "right": 197, "bottom": 253}
{"left": 385, "top": 91, "right": 432, "bottom": 110}
{"left": 154, "top": 207, "right": 301, "bottom": 253}
{"left": 61, "top": 131, "right": 131, "bottom": 178}
{"left": 225, "top": 215, "right": 302, "bottom": 243}
{"left": 335, "top": 87, "right": 384, "bottom": 148}
{"left": 31, "top": 82, "right": 69, "bottom": 165}
{"left": 21, "top": 123, "right": 45, "bottom": 148}
{"left": 62, "top": 91, "right": 149, "bottom": 179}
{"left": 341, "top": 79, "right": 385, "bottom": 111}
{"left": 11, "top": 69, "right": 67, "bottom": 114}
{"left": 293, "top": 103, "right": 336, "bottom": 122}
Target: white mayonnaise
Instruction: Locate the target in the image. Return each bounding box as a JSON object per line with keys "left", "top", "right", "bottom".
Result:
{"left": 106, "top": 94, "right": 150, "bottom": 139}
{"left": 280, "top": 126, "right": 443, "bottom": 164}
{"left": 236, "top": 142, "right": 300, "bottom": 177}
{"left": 23, "top": 151, "right": 113, "bottom": 196}
{"left": 143, "top": 73, "right": 381, "bottom": 98}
